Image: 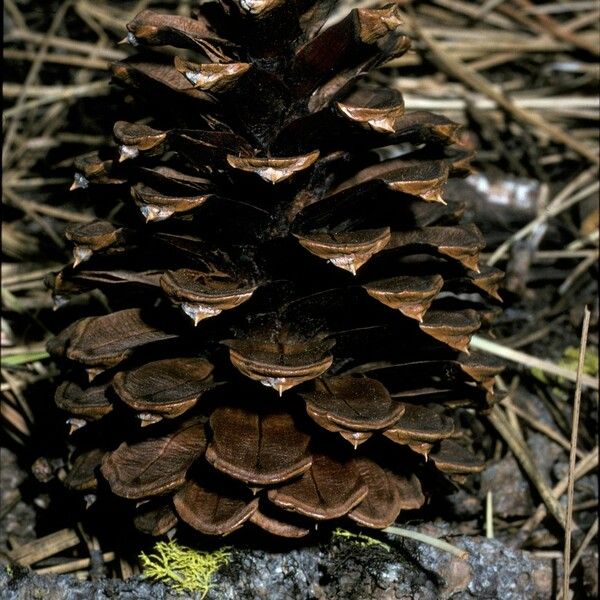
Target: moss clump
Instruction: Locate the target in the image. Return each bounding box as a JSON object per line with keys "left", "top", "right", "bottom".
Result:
{"left": 139, "top": 540, "right": 231, "bottom": 597}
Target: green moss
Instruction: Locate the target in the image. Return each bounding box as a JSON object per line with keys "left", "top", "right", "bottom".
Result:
{"left": 562, "top": 346, "right": 598, "bottom": 377}
{"left": 333, "top": 528, "right": 391, "bottom": 551}
{"left": 139, "top": 540, "right": 231, "bottom": 597}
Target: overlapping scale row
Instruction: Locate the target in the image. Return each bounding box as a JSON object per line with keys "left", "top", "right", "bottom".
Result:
{"left": 48, "top": 1, "right": 503, "bottom": 538}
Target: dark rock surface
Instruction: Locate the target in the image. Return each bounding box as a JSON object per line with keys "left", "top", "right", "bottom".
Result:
{"left": 480, "top": 454, "right": 534, "bottom": 518}
{"left": 0, "top": 448, "right": 36, "bottom": 554}
{"left": 0, "top": 564, "right": 181, "bottom": 600}
{"left": 0, "top": 528, "right": 553, "bottom": 600}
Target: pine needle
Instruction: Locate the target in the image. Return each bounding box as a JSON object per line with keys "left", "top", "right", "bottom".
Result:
{"left": 2, "top": 351, "right": 50, "bottom": 366}
{"left": 562, "top": 306, "right": 591, "bottom": 600}
{"left": 383, "top": 526, "right": 469, "bottom": 560}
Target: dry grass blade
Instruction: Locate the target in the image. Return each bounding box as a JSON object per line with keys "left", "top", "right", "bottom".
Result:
{"left": 562, "top": 306, "right": 591, "bottom": 600}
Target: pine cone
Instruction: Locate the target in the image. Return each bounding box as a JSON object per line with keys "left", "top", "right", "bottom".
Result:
{"left": 48, "top": 1, "right": 504, "bottom": 539}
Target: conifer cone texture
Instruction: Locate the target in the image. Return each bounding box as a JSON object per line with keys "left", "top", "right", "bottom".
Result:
{"left": 48, "top": 0, "right": 504, "bottom": 538}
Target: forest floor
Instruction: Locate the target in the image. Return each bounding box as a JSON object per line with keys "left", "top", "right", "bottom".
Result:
{"left": 2, "top": 1, "right": 598, "bottom": 598}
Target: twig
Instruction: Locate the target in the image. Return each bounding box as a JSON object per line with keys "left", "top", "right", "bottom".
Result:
{"left": 562, "top": 306, "right": 591, "bottom": 600}
{"left": 35, "top": 552, "right": 116, "bottom": 575}
{"left": 9, "top": 529, "right": 80, "bottom": 566}
{"left": 383, "top": 526, "right": 469, "bottom": 559}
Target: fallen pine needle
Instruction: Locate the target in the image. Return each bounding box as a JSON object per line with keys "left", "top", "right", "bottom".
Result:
{"left": 470, "top": 335, "right": 598, "bottom": 390}
{"left": 1, "top": 351, "right": 50, "bottom": 366}
{"left": 383, "top": 526, "right": 469, "bottom": 560}
{"left": 486, "top": 491, "right": 494, "bottom": 539}
{"left": 562, "top": 306, "right": 591, "bottom": 600}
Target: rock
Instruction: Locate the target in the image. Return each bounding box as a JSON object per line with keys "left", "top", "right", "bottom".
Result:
{"left": 526, "top": 433, "right": 563, "bottom": 483}
{"left": 445, "top": 488, "right": 483, "bottom": 519}
{"left": 581, "top": 549, "right": 598, "bottom": 598}
{"left": 480, "top": 454, "right": 534, "bottom": 518}
{"left": 0, "top": 565, "right": 181, "bottom": 600}
{"left": 0, "top": 526, "right": 554, "bottom": 600}
{"left": 394, "top": 523, "right": 553, "bottom": 600}
{"left": 0, "top": 449, "right": 36, "bottom": 553}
